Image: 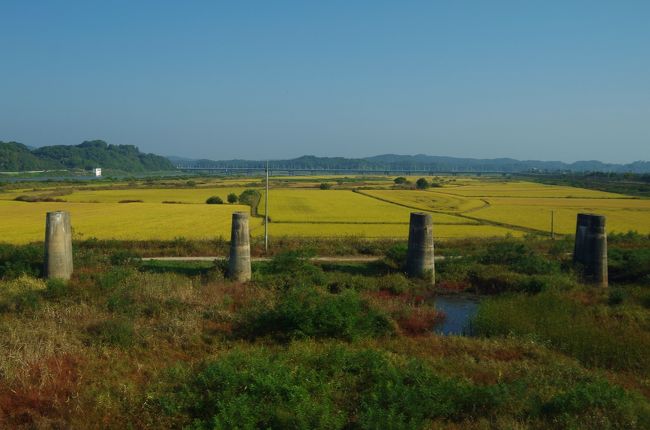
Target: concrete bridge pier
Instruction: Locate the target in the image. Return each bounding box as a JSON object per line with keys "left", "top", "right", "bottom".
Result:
{"left": 406, "top": 212, "right": 435, "bottom": 284}
{"left": 44, "top": 211, "right": 73, "bottom": 280}
{"left": 228, "top": 211, "right": 252, "bottom": 281}
{"left": 573, "top": 213, "right": 608, "bottom": 287}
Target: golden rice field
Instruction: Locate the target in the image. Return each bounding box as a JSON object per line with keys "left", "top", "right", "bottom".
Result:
{"left": 258, "top": 189, "right": 471, "bottom": 224}
{"left": 358, "top": 189, "right": 487, "bottom": 213}
{"left": 470, "top": 197, "right": 650, "bottom": 234}
{"left": 439, "top": 180, "right": 627, "bottom": 198}
{"left": 0, "top": 176, "right": 647, "bottom": 243}
{"left": 0, "top": 200, "right": 262, "bottom": 244}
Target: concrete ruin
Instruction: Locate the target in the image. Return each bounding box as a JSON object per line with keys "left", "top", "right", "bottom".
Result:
{"left": 228, "top": 211, "right": 252, "bottom": 281}
{"left": 44, "top": 211, "right": 73, "bottom": 280}
{"left": 573, "top": 213, "right": 608, "bottom": 287}
{"left": 406, "top": 212, "right": 435, "bottom": 284}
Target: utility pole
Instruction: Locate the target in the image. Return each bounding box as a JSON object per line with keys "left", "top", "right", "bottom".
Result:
{"left": 264, "top": 160, "right": 269, "bottom": 253}
{"left": 551, "top": 210, "right": 555, "bottom": 240}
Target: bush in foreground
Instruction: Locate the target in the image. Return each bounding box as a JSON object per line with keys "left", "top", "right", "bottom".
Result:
{"left": 235, "top": 288, "right": 393, "bottom": 341}
{"left": 157, "top": 343, "right": 509, "bottom": 429}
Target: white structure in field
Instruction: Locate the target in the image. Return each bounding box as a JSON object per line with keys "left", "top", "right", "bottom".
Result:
{"left": 93, "top": 168, "right": 102, "bottom": 177}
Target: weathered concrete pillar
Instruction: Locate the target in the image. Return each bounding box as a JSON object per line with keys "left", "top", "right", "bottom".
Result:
{"left": 228, "top": 211, "right": 252, "bottom": 281}
{"left": 406, "top": 212, "right": 435, "bottom": 284}
{"left": 573, "top": 213, "right": 608, "bottom": 287}
{"left": 44, "top": 211, "right": 73, "bottom": 280}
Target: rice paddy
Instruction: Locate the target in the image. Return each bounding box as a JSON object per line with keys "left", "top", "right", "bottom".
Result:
{"left": 0, "top": 176, "right": 647, "bottom": 243}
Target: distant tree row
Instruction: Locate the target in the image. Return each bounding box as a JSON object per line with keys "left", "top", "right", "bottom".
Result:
{"left": 393, "top": 177, "right": 442, "bottom": 189}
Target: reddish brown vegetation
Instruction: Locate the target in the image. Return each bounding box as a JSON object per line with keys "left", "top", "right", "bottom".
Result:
{"left": 0, "top": 354, "right": 80, "bottom": 428}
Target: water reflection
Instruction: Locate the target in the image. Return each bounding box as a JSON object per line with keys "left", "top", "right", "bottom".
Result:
{"left": 432, "top": 296, "right": 480, "bottom": 336}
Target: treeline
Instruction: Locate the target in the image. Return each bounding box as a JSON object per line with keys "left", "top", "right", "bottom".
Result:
{"left": 526, "top": 172, "right": 650, "bottom": 198}
{"left": 171, "top": 153, "right": 650, "bottom": 174}
{"left": 0, "top": 140, "right": 175, "bottom": 172}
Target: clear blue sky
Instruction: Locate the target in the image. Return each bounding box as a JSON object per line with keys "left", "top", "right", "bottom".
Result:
{"left": 1, "top": 1, "right": 648, "bottom": 163}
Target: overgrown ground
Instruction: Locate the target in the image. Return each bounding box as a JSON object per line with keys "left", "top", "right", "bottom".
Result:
{"left": 0, "top": 235, "right": 649, "bottom": 429}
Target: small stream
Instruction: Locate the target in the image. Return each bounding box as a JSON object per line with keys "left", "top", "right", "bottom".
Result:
{"left": 431, "top": 295, "right": 480, "bottom": 336}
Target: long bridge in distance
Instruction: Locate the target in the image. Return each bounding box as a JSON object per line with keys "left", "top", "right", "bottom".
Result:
{"left": 175, "top": 166, "right": 524, "bottom": 176}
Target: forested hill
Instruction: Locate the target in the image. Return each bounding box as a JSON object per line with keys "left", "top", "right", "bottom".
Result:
{"left": 0, "top": 140, "right": 175, "bottom": 172}
{"left": 169, "top": 153, "right": 650, "bottom": 174}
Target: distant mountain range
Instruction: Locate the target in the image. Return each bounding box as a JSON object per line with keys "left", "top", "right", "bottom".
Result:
{"left": 168, "top": 154, "right": 650, "bottom": 174}
{"left": 0, "top": 140, "right": 174, "bottom": 172}
{"left": 2, "top": 139, "right": 647, "bottom": 174}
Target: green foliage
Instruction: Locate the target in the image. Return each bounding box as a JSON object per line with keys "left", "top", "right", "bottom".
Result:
{"left": 415, "top": 177, "right": 430, "bottom": 189}
{"left": 609, "top": 247, "right": 650, "bottom": 284}
{"left": 45, "top": 278, "right": 69, "bottom": 299}
{"left": 479, "top": 240, "right": 559, "bottom": 275}
{"left": 97, "top": 267, "right": 134, "bottom": 291}
{"left": 468, "top": 265, "right": 568, "bottom": 294}
{"left": 0, "top": 141, "right": 59, "bottom": 170}
{"left": 86, "top": 318, "right": 136, "bottom": 347}
{"left": 473, "top": 291, "right": 650, "bottom": 373}
{"left": 0, "top": 276, "right": 46, "bottom": 313}
{"left": 319, "top": 182, "right": 332, "bottom": 190}
{"left": 238, "top": 189, "right": 261, "bottom": 215}
{"left": 227, "top": 192, "right": 238, "bottom": 203}
{"left": 157, "top": 343, "right": 511, "bottom": 429}
{"left": 33, "top": 140, "right": 175, "bottom": 171}
{"left": 541, "top": 380, "right": 650, "bottom": 429}
{"left": 236, "top": 288, "right": 393, "bottom": 341}
{"left": 384, "top": 243, "right": 407, "bottom": 271}
{"left": 375, "top": 273, "right": 413, "bottom": 295}
{"left": 608, "top": 289, "right": 626, "bottom": 306}
{"left": 254, "top": 250, "right": 326, "bottom": 289}
{"left": 393, "top": 176, "right": 408, "bottom": 184}
{"left": 0, "top": 243, "right": 42, "bottom": 279}
{"left": 110, "top": 250, "right": 141, "bottom": 266}
{"left": 205, "top": 196, "right": 223, "bottom": 204}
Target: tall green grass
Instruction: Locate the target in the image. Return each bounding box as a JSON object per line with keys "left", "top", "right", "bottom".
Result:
{"left": 473, "top": 291, "right": 650, "bottom": 373}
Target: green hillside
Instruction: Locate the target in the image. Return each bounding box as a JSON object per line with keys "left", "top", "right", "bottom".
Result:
{"left": 0, "top": 140, "right": 175, "bottom": 172}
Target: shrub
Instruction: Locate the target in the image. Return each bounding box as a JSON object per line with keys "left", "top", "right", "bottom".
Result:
{"left": 375, "top": 273, "right": 412, "bottom": 295}
{"left": 110, "top": 250, "right": 141, "bottom": 266}
{"left": 0, "top": 275, "right": 46, "bottom": 312}
{"left": 97, "top": 267, "right": 133, "bottom": 291}
{"left": 473, "top": 291, "right": 650, "bottom": 373}
{"left": 239, "top": 189, "right": 261, "bottom": 215}
{"left": 45, "top": 278, "right": 69, "bottom": 299}
{"left": 416, "top": 177, "right": 430, "bottom": 189}
{"left": 384, "top": 243, "right": 407, "bottom": 271}
{"left": 156, "top": 343, "right": 510, "bottom": 429}
{"left": 608, "top": 289, "right": 625, "bottom": 306}
{"left": 227, "top": 193, "right": 238, "bottom": 204}
{"left": 236, "top": 288, "right": 393, "bottom": 341}
{"left": 254, "top": 250, "right": 326, "bottom": 289}
{"left": 479, "top": 241, "right": 559, "bottom": 275}
{"left": 0, "top": 244, "right": 42, "bottom": 279}
{"left": 609, "top": 248, "right": 650, "bottom": 284}
{"left": 319, "top": 182, "right": 332, "bottom": 190}
{"left": 393, "top": 176, "right": 408, "bottom": 184}
{"left": 205, "top": 196, "right": 223, "bottom": 204}
{"left": 87, "top": 318, "right": 135, "bottom": 347}
{"left": 541, "top": 380, "right": 650, "bottom": 429}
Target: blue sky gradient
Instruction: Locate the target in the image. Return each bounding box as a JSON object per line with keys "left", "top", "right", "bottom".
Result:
{"left": 1, "top": 1, "right": 648, "bottom": 162}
